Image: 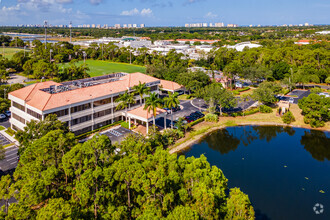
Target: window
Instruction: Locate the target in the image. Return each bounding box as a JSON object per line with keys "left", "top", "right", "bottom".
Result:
{"left": 93, "top": 98, "right": 112, "bottom": 107}
{"left": 74, "top": 126, "right": 92, "bottom": 136}
{"left": 150, "top": 85, "right": 158, "bottom": 91}
{"left": 27, "top": 109, "right": 42, "bottom": 120}
{"left": 113, "top": 95, "right": 120, "bottom": 102}
{"left": 12, "top": 124, "right": 22, "bottom": 131}
{"left": 71, "top": 114, "right": 92, "bottom": 126}
{"left": 13, "top": 102, "right": 25, "bottom": 112}
{"left": 50, "top": 109, "right": 69, "bottom": 118}
{"left": 12, "top": 113, "right": 25, "bottom": 124}
{"left": 71, "top": 103, "right": 91, "bottom": 113}
{"left": 94, "top": 108, "right": 112, "bottom": 118}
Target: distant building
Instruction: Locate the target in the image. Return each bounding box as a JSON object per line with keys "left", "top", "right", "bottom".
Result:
{"left": 202, "top": 23, "right": 208, "bottom": 27}
{"left": 294, "top": 40, "right": 311, "bottom": 45}
{"left": 128, "top": 24, "right": 132, "bottom": 28}
{"left": 315, "top": 30, "right": 330, "bottom": 35}
{"left": 123, "top": 24, "right": 127, "bottom": 28}
{"left": 224, "top": 41, "right": 262, "bottom": 51}
{"left": 214, "top": 22, "right": 225, "bottom": 27}
{"left": 227, "top": 24, "right": 238, "bottom": 27}
{"left": 185, "top": 24, "right": 189, "bottom": 27}
{"left": 133, "top": 24, "right": 137, "bottom": 28}
{"left": 92, "top": 24, "right": 96, "bottom": 28}
{"left": 114, "top": 24, "right": 121, "bottom": 28}
{"left": 140, "top": 24, "right": 145, "bottom": 28}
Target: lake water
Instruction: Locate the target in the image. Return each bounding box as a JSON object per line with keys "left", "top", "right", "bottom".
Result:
{"left": 183, "top": 126, "right": 330, "bottom": 220}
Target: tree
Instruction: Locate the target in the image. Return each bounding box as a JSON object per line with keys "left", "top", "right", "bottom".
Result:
{"left": 298, "top": 93, "right": 330, "bottom": 127}
{"left": 325, "top": 76, "right": 330, "bottom": 85}
{"left": 282, "top": 111, "right": 295, "bottom": 124}
{"left": 224, "top": 61, "right": 242, "bottom": 89}
{"left": 144, "top": 92, "right": 162, "bottom": 126}
{"left": 15, "top": 114, "right": 69, "bottom": 153}
{"left": 272, "top": 62, "right": 290, "bottom": 80}
{"left": 225, "top": 188, "right": 255, "bottom": 220}
{"left": 252, "top": 81, "right": 282, "bottom": 106}
{"left": 0, "top": 175, "right": 14, "bottom": 214}
{"left": 132, "top": 81, "right": 149, "bottom": 106}
{"left": 0, "top": 97, "right": 10, "bottom": 113}
{"left": 164, "top": 92, "right": 180, "bottom": 129}
{"left": 115, "top": 91, "right": 136, "bottom": 122}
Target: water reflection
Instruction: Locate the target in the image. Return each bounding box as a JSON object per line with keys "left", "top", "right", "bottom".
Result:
{"left": 252, "top": 126, "right": 295, "bottom": 142}
{"left": 204, "top": 129, "right": 240, "bottom": 154}
{"left": 301, "top": 130, "right": 330, "bottom": 161}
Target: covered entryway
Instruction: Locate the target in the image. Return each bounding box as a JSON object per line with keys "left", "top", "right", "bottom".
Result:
{"left": 125, "top": 105, "right": 167, "bottom": 134}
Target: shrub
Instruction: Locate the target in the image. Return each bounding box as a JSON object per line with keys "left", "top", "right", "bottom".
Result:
{"left": 282, "top": 111, "right": 295, "bottom": 124}
{"left": 259, "top": 105, "right": 273, "bottom": 113}
{"left": 232, "top": 90, "right": 240, "bottom": 95}
{"left": 243, "top": 108, "right": 259, "bottom": 116}
{"left": 230, "top": 112, "right": 243, "bottom": 117}
{"left": 187, "top": 117, "right": 205, "bottom": 127}
{"left": 121, "top": 121, "right": 129, "bottom": 129}
{"left": 162, "top": 129, "right": 185, "bottom": 146}
{"left": 310, "top": 87, "right": 322, "bottom": 94}
{"left": 238, "top": 87, "right": 250, "bottom": 92}
{"left": 5, "top": 128, "right": 15, "bottom": 136}
{"left": 205, "top": 113, "right": 218, "bottom": 122}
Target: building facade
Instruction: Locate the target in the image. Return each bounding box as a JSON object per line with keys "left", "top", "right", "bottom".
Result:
{"left": 9, "top": 73, "right": 161, "bottom": 136}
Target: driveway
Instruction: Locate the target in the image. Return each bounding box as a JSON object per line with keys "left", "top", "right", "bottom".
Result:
{"left": 7, "top": 74, "right": 27, "bottom": 85}
{"left": 101, "top": 126, "right": 137, "bottom": 144}
{"left": 0, "top": 118, "right": 10, "bottom": 129}
{"left": 191, "top": 98, "right": 257, "bottom": 113}
{"left": 281, "top": 89, "right": 311, "bottom": 104}
{"left": 0, "top": 145, "right": 18, "bottom": 172}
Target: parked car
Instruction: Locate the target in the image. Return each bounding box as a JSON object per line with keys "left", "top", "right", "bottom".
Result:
{"left": 172, "top": 106, "right": 181, "bottom": 112}
{"left": 5, "top": 111, "right": 11, "bottom": 117}
{"left": 0, "top": 114, "right": 6, "bottom": 120}
{"left": 289, "top": 98, "right": 294, "bottom": 103}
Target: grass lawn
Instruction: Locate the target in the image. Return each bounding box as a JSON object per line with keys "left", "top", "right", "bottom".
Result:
{"left": 178, "top": 94, "right": 192, "bottom": 100}
{"left": 58, "top": 60, "right": 146, "bottom": 77}
{"left": 1, "top": 47, "right": 28, "bottom": 59}
{"left": 0, "top": 126, "right": 5, "bottom": 131}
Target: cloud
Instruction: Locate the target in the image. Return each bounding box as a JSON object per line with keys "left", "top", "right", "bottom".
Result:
{"left": 204, "top": 12, "right": 217, "bottom": 19}
{"left": 56, "top": 0, "right": 73, "bottom": 3}
{"left": 89, "top": 0, "right": 103, "bottom": 5}
{"left": 183, "top": 0, "right": 204, "bottom": 5}
{"left": 121, "top": 8, "right": 153, "bottom": 16}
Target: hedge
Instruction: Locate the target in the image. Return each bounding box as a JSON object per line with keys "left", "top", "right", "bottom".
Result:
{"left": 187, "top": 117, "right": 205, "bottom": 127}
{"left": 238, "top": 87, "right": 250, "bottom": 92}
{"left": 75, "top": 121, "right": 123, "bottom": 140}
{"left": 121, "top": 121, "right": 129, "bottom": 129}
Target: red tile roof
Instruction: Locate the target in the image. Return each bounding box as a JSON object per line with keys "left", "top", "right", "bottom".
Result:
{"left": 160, "top": 80, "right": 184, "bottom": 92}
{"left": 127, "top": 105, "right": 166, "bottom": 120}
{"left": 9, "top": 73, "right": 160, "bottom": 111}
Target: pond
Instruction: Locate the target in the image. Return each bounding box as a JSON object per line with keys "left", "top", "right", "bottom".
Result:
{"left": 183, "top": 126, "right": 330, "bottom": 220}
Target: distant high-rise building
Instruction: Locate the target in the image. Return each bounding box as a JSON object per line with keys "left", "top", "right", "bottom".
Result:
{"left": 123, "top": 24, "right": 127, "bottom": 28}
{"left": 214, "top": 22, "right": 225, "bottom": 27}
{"left": 92, "top": 24, "right": 96, "bottom": 28}
{"left": 86, "top": 24, "right": 91, "bottom": 28}
{"left": 185, "top": 24, "right": 189, "bottom": 27}
{"left": 97, "top": 24, "right": 101, "bottom": 28}
{"left": 140, "top": 24, "right": 145, "bottom": 28}
{"left": 202, "top": 23, "right": 208, "bottom": 27}
{"left": 115, "top": 24, "right": 121, "bottom": 28}
{"left": 128, "top": 24, "right": 132, "bottom": 28}
{"left": 209, "top": 23, "right": 213, "bottom": 27}
{"left": 227, "top": 24, "right": 238, "bottom": 27}
{"left": 304, "top": 22, "right": 309, "bottom": 26}
{"left": 133, "top": 24, "right": 137, "bottom": 28}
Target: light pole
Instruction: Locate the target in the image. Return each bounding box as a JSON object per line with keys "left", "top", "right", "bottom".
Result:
{"left": 49, "top": 49, "right": 53, "bottom": 62}
{"left": 23, "top": 46, "right": 26, "bottom": 58}
{"left": 83, "top": 51, "right": 87, "bottom": 63}
{"left": 3, "top": 88, "right": 7, "bottom": 99}
{"left": 44, "top": 20, "right": 48, "bottom": 50}
{"left": 69, "top": 21, "right": 72, "bottom": 43}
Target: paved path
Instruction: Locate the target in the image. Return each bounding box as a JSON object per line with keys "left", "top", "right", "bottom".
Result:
{"left": 7, "top": 74, "right": 27, "bottom": 85}
{"left": 0, "top": 145, "right": 18, "bottom": 172}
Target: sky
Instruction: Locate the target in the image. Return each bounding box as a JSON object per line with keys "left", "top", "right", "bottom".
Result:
{"left": 0, "top": 0, "right": 329, "bottom": 27}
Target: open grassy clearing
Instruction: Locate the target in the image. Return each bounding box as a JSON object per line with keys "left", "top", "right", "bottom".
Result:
{"left": 1, "top": 47, "right": 28, "bottom": 59}
{"left": 58, "top": 60, "right": 146, "bottom": 77}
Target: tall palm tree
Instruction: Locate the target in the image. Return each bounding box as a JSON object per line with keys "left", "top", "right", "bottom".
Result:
{"left": 115, "top": 91, "right": 136, "bottom": 122}
{"left": 132, "top": 82, "right": 150, "bottom": 106}
{"left": 144, "top": 92, "right": 163, "bottom": 127}
{"left": 164, "top": 92, "right": 180, "bottom": 129}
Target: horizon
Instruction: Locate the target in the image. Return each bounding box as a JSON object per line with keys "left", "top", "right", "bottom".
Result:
{"left": 1, "top": 0, "right": 330, "bottom": 27}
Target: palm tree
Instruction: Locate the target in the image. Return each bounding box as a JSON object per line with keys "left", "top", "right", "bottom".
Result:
{"left": 115, "top": 91, "right": 136, "bottom": 122}
{"left": 132, "top": 82, "right": 150, "bottom": 106}
{"left": 164, "top": 92, "right": 180, "bottom": 129}
{"left": 144, "top": 92, "right": 163, "bottom": 127}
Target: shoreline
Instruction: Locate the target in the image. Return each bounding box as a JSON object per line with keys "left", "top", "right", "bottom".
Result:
{"left": 169, "top": 121, "right": 330, "bottom": 154}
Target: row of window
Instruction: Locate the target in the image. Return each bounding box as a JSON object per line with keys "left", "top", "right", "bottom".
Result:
{"left": 71, "top": 114, "right": 92, "bottom": 126}
{"left": 12, "top": 113, "right": 25, "bottom": 124}
{"left": 27, "top": 109, "right": 42, "bottom": 120}
{"left": 13, "top": 102, "right": 25, "bottom": 112}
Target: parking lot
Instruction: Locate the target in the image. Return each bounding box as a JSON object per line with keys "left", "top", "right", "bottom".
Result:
{"left": 280, "top": 90, "right": 311, "bottom": 104}
{"left": 0, "top": 133, "right": 11, "bottom": 146}
{"left": 101, "top": 126, "right": 136, "bottom": 144}
{"left": 0, "top": 145, "right": 18, "bottom": 172}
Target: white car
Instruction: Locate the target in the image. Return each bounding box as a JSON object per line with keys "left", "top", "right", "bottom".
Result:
{"left": 289, "top": 98, "right": 294, "bottom": 103}
{"left": 0, "top": 114, "right": 6, "bottom": 120}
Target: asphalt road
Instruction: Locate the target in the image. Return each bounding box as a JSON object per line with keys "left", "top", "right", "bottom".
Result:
{"left": 0, "top": 145, "right": 18, "bottom": 172}
{"left": 0, "top": 117, "right": 10, "bottom": 129}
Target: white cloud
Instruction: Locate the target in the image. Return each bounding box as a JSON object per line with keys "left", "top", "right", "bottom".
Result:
{"left": 204, "top": 12, "right": 217, "bottom": 19}
{"left": 89, "top": 0, "right": 103, "bottom": 5}
{"left": 121, "top": 8, "right": 140, "bottom": 16}
{"left": 56, "top": 0, "right": 73, "bottom": 3}
{"left": 140, "top": 8, "right": 152, "bottom": 16}
{"left": 121, "top": 8, "right": 153, "bottom": 16}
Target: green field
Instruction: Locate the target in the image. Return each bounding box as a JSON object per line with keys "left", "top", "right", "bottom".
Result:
{"left": 1, "top": 47, "right": 27, "bottom": 59}
{"left": 58, "top": 60, "right": 146, "bottom": 77}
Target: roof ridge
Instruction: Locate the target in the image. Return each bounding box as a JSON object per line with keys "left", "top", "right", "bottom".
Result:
{"left": 24, "top": 83, "right": 38, "bottom": 101}
{"left": 42, "top": 93, "right": 53, "bottom": 111}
